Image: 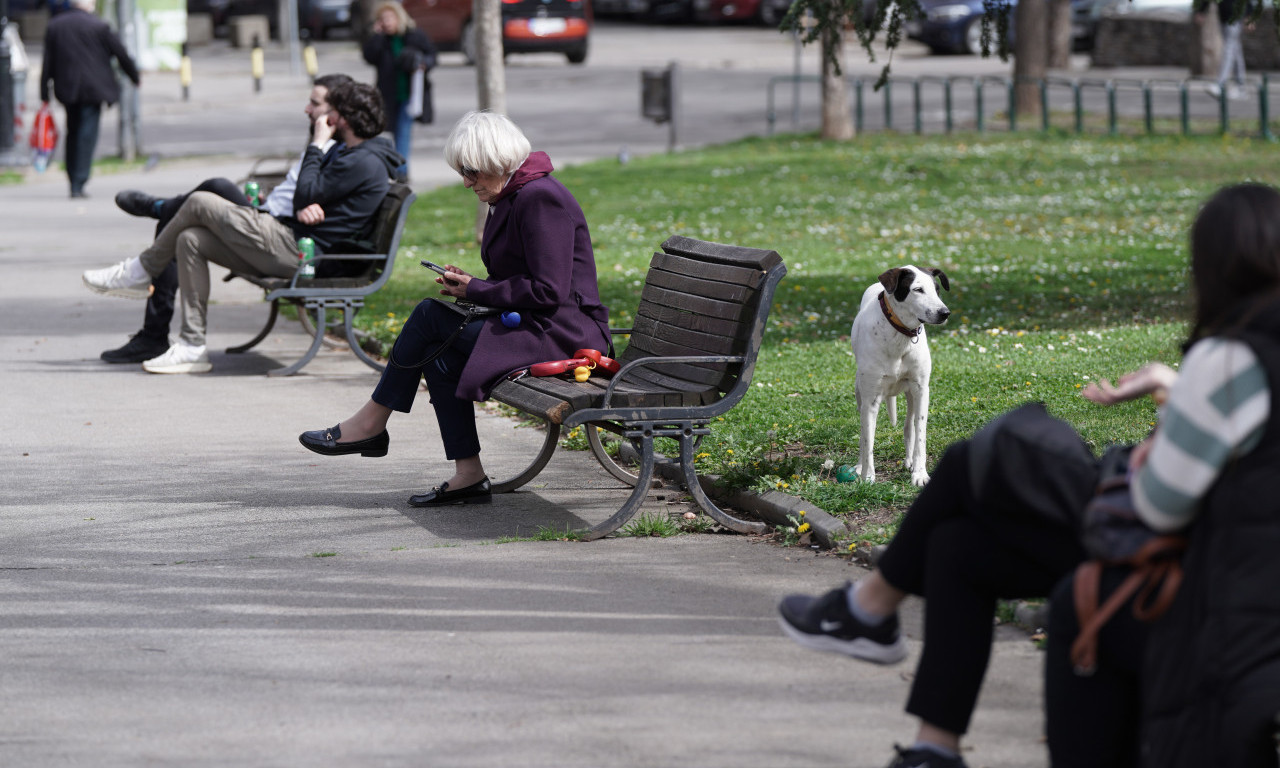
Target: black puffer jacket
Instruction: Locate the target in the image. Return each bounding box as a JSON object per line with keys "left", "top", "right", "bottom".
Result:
{"left": 1141, "top": 298, "right": 1280, "bottom": 767}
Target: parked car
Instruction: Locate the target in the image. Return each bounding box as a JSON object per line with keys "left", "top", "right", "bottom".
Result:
{"left": 906, "top": 0, "right": 1098, "bottom": 55}
{"left": 691, "top": 0, "right": 791, "bottom": 25}
{"left": 351, "top": 0, "right": 590, "bottom": 64}
{"left": 300, "top": 0, "right": 354, "bottom": 37}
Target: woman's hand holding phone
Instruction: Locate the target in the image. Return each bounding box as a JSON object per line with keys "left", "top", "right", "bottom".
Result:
{"left": 421, "top": 260, "right": 471, "bottom": 297}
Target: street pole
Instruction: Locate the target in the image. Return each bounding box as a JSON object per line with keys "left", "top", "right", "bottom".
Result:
{"left": 117, "top": 0, "right": 140, "bottom": 161}
{"left": 0, "top": 0, "right": 15, "bottom": 163}
{"left": 280, "top": 0, "right": 302, "bottom": 77}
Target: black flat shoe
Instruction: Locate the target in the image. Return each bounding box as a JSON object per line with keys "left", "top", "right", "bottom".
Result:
{"left": 408, "top": 477, "right": 492, "bottom": 507}
{"left": 101, "top": 333, "right": 170, "bottom": 364}
{"left": 298, "top": 424, "right": 389, "bottom": 457}
{"left": 115, "top": 189, "right": 160, "bottom": 218}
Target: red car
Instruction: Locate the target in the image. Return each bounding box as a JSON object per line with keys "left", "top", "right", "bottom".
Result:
{"left": 352, "top": 0, "right": 590, "bottom": 64}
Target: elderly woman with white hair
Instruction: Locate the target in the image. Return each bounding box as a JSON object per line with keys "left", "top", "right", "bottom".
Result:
{"left": 300, "top": 110, "right": 611, "bottom": 507}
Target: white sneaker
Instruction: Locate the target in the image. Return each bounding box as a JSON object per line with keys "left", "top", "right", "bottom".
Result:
{"left": 1205, "top": 82, "right": 1223, "bottom": 99}
{"left": 82, "top": 261, "right": 150, "bottom": 299}
{"left": 1227, "top": 84, "right": 1246, "bottom": 100}
{"left": 142, "top": 341, "right": 212, "bottom": 374}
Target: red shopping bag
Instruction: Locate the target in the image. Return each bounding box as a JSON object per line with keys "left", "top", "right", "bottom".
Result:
{"left": 30, "top": 103, "right": 58, "bottom": 173}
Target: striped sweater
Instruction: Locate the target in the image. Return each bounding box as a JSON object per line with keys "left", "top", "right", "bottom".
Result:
{"left": 1134, "top": 337, "right": 1272, "bottom": 532}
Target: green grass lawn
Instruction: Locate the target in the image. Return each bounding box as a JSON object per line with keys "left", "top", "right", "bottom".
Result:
{"left": 356, "top": 130, "right": 1275, "bottom": 540}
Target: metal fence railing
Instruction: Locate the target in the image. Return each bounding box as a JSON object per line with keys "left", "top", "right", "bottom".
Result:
{"left": 766, "top": 73, "right": 1278, "bottom": 140}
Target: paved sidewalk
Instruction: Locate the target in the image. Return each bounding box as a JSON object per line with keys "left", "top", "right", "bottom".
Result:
{"left": 0, "top": 35, "right": 1052, "bottom": 768}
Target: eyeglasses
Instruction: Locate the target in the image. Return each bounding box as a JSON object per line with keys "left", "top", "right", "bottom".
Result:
{"left": 459, "top": 166, "right": 480, "bottom": 182}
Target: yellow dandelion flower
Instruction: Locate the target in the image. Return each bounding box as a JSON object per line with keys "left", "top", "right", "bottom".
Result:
{"left": 797, "top": 523, "right": 811, "bottom": 533}
{"left": 798, "top": 510, "right": 806, "bottom": 517}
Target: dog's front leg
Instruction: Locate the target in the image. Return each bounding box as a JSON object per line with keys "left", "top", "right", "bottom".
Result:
{"left": 853, "top": 386, "right": 882, "bottom": 483}
{"left": 904, "top": 384, "right": 930, "bottom": 486}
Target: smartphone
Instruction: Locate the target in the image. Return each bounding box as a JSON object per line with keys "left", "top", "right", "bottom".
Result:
{"left": 420, "top": 260, "right": 450, "bottom": 276}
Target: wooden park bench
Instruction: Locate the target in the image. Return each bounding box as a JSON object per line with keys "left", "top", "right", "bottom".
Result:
{"left": 223, "top": 182, "right": 416, "bottom": 376}
{"left": 486, "top": 235, "right": 787, "bottom": 540}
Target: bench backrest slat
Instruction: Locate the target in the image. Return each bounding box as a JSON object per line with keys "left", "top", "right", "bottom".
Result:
{"left": 617, "top": 236, "right": 785, "bottom": 399}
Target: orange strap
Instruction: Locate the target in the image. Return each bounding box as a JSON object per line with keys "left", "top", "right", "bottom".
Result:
{"left": 1070, "top": 536, "right": 1186, "bottom": 674}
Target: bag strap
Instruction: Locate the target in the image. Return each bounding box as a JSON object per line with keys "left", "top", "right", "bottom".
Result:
{"left": 1069, "top": 535, "right": 1187, "bottom": 674}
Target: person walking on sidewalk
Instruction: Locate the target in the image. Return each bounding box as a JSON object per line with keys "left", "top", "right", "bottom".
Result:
{"left": 39, "top": 0, "right": 140, "bottom": 198}
{"left": 99, "top": 73, "right": 354, "bottom": 365}
{"left": 80, "top": 82, "right": 402, "bottom": 374}
{"left": 1197, "top": 0, "right": 1255, "bottom": 100}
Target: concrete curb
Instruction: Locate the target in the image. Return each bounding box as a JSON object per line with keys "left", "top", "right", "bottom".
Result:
{"left": 632, "top": 452, "right": 852, "bottom": 549}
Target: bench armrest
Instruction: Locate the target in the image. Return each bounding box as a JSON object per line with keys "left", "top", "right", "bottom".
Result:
{"left": 600, "top": 353, "right": 745, "bottom": 409}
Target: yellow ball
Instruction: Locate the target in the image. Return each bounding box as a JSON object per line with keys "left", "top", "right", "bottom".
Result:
{"left": 574, "top": 366, "right": 591, "bottom": 382}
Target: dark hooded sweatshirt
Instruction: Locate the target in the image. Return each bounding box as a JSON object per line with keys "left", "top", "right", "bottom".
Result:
{"left": 289, "top": 135, "right": 403, "bottom": 252}
{"left": 457, "top": 151, "right": 611, "bottom": 400}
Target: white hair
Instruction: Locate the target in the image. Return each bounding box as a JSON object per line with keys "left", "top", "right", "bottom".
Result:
{"left": 71, "top": 0, "right": 97, "bottom": 10}
{"left": 443, "top": 110, "right": 531, "bottom": 177}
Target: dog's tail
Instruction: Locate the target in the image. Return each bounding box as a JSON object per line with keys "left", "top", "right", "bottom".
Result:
{"left": 888, "top": 396, "right": 897, "bottom": 427}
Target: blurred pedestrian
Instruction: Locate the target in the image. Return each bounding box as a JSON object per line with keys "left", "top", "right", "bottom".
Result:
{"left": 362, "top": 0, "right": 436, "bottom": 181}
{"left": 39, "top": 0, "right": 140, "bottom": 198}
{"left": 1197, "top": 0, "right": 1254, "bottom": 100}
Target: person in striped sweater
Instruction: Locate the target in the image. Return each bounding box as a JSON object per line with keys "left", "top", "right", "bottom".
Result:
{"left": 1046, "top": 182, "right": 1280, "bottom": 768}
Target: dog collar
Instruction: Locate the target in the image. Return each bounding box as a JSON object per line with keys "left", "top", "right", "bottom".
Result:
{"left": 879, "top": 292, "right": 923, "bottom": 342}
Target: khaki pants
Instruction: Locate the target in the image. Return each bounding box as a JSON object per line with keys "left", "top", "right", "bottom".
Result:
{"left": 138, "top": 191, "right": 299, "bottom": 347}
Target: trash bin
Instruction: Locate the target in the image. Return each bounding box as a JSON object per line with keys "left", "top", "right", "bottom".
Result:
{"left": 641, "top": 67, "right": 672, "bottom": 124}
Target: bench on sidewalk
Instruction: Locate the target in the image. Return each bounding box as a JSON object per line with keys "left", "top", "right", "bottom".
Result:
{"left": 486, "top": 235, "right": 788, "bottom": 540}
{"left": 223, "top": 182, "right": 416, "bottom": 376}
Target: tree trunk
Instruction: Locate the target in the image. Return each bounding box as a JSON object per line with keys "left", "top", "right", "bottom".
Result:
{"left": 1190, "top": 11, "right": 1221, "bottom": 77}
{"left": 1046, "top": 0, "right": 1072, "bottom": 69}
{"left": 473, "top": 0, "right": 505, "bottom": 241}
{"left": 820, "top": 24, "right": 854, "bottom": 140}
{"left": 1013, "top": 0, "right": 1047, "bottom": 118}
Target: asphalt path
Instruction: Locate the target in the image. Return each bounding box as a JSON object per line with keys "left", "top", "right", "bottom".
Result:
{"left": 0, "top": 24, "right": 1065, "bottom": 767}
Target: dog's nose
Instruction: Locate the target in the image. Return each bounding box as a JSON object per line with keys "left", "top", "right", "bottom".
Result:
{"left": 937, "top": 309, "right": 951, "bottom": 322}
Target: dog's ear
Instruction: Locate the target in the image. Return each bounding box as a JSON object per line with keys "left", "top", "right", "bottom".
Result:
{"left": 924, "top": 267, "right": 950, "bottom": 292}
{"left": 878, "top": 267, "right": 909, "bottom": 300}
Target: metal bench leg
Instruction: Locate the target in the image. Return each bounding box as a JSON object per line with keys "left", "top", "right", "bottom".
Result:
{"left": 585, "top": 422, "right": 640, "bottom": 487}
{"left": 490, "top": 419, "right": 561, "bottom": 493}
{"left": 226, "top": 298, "right": 280, "bottom": 354}
{"left": 582, "top": 430, "right": 658, "bottom": 541}
{"left": 342, "top": 303, "right": 386, "bottom": 373}
{"left": 677, "top": 429, "right": 767, "bottom": 535}
{"left": 268, "top": 303, "right": 327, "bottom": 377}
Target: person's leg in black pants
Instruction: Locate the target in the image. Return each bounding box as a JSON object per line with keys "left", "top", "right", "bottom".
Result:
{"left": 1045, "top": 568, "right": 1147, "bottom": 768}
{"left": 301, "top": 300, "right": 492, "bottom": 502}
{"left": 781, "top": 442, "right": 1082, "bottom": 767}
{"left": 373, "top": 299, "right": 483, "bottom": 461}
{"left": 64, "top": 103, "right": 101, "bottom": 197}
{"left": 103, "top": 179, "right": 252, "bottom": 363}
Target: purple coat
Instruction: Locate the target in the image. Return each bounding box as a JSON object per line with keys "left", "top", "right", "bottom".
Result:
{"left": 457, "top": 152, "right": 611, "bottom": 400}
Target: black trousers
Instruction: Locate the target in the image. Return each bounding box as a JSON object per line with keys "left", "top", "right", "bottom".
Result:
{"left": 139, "top": 178, "right": 250, "bottom": 341}
{"left": 877, "top": 442, "right": 1082, "bottom": 735}
{"left": 63, "top": 102, "right": 100, "bottom": 194}
{"left": 1046, "top": 571, "right": 1280, "bottom": 768}
{"left": 1045, "top": 568, "right": 1146, "bottom": 768}
{"left": 372, "top": 299, "right": 484, "bottom": 461}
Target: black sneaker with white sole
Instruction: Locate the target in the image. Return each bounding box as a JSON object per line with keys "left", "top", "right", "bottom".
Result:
{"left": 883, "top": 744, "right": 969, "bottom": 768}
{"left": 777, "top": 582, "right": 908, "bottom": 663}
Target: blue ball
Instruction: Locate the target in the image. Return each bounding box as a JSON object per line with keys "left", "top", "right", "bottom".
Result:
{"left": 501, "top": 311, "right": 521, "bottom": 329}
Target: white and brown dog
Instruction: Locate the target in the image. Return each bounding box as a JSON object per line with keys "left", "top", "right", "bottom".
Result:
{"left": 851, "top": 266, "right": 951, "bottom": 487}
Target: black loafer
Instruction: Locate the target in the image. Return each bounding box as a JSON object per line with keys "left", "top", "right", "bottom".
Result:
{"left": 408, "top": 477, "right": 492, "bottom": 507}
{"left": 298, "top": 424, "right": 389, "bottom": 457}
